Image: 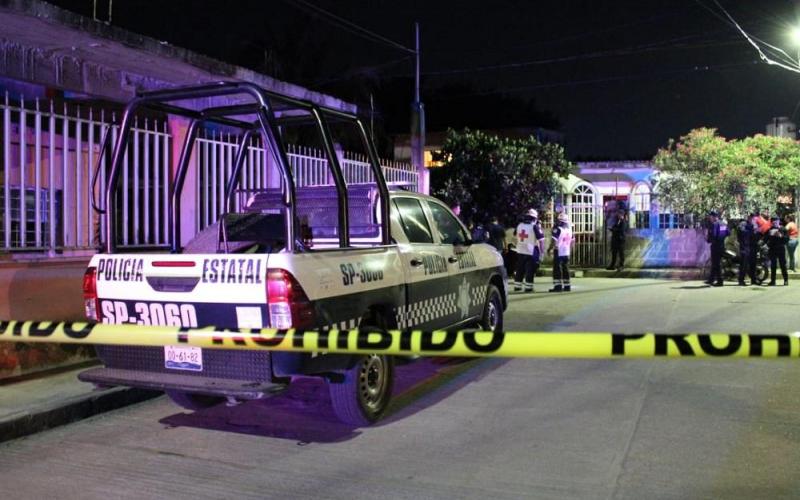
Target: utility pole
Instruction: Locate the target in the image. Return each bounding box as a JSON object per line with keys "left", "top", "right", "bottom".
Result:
{"left": 410, "top": 22, "right": 428, "bottom": 194}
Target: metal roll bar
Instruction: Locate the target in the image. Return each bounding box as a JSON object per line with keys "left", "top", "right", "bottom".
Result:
{"left": 97, "top": 81, "right": 387, "bottom": 254}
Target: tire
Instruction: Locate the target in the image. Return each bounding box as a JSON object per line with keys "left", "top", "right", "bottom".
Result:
{"left": 165, "top": 390, "right": 225, "bottom": 411}
{"left": 479, "top": 284, "right": 504, "bottom": 333}
{"left": 754, "top": 258, "right": 769, "bottom": 285}
{"left": 328, "top": 352, "right": 394, "bottom": 426}
{"left": 722, "top": 258, "right": 736, "bottom": 282}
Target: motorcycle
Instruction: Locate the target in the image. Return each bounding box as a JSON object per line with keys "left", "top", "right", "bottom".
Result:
{"left": 703, "top": 243, "right": 769, "bottom": 284}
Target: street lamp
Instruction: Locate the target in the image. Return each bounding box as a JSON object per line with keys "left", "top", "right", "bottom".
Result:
{"left": 791, "top": 27, "right": 800, "bottom": 66}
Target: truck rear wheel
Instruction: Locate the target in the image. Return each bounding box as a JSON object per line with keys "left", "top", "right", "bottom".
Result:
{"left": 328, "top": 353, "right": 394, "bottom": 426}
{"left": 165, "top": 390, "right": 225, "bottom": 411}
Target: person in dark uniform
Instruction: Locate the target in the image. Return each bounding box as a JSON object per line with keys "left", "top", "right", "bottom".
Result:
{"left": 606, "top": 209, "right": 628, "bottom": 271}
{"left": 705, "top": 210, "right": 729, "bottom": 287}
{"left": 737, "top": 213, "right": 759, "bottom": 286}
{"left": 487, "top": 216, "right": 506, "bottom": 253}
{"left": 765, "top": 216, "right": 789, "bottom": 286}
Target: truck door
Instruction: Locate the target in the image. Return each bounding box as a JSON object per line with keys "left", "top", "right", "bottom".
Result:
{"left": 392, "top": 197, "right": 454, "bottom": 330}
{"left": 425, "top": 201, "right": 482, "bottom": 325}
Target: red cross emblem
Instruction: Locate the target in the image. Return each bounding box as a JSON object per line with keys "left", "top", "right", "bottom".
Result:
{"left": 518, "top": 229, "right": 529, "bottom": 241}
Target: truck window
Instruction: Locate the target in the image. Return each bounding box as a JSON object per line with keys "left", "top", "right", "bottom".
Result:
{"left": 428, "top": 202, "right": 467, "bottom": 245}
{"left": 393, "top": 198, "right": 434, "bottom": 243}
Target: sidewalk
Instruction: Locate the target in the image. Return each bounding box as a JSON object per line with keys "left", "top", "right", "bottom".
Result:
{"left": 0, "top": 364, "right": 159, "bottom": 443}
{"left": 582, "top": 267, "right": 800, "bottom": 280}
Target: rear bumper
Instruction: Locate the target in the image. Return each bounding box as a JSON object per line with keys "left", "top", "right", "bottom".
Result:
{"left": 78, "top": 367, "right": 287, "bottom": 400}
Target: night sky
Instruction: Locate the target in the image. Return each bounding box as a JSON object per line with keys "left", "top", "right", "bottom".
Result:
{"left": 51, "top": 0, "right": 800, "bottom": 159}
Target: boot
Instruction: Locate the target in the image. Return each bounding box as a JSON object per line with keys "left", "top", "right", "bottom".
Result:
{"left": 713, "top": 281, "right": 723, "bottom": 287}
{"left": 785, "top": 280, "right": 789, "bottom": 286}
{"left": 563, "top": 285, "right": 571, "bottom": 292}
{"left": 548, "top": 285, "right": 563, "bottom": 293}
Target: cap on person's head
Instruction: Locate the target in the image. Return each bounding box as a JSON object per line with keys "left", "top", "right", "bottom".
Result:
{"left": 527, "top": 208, "right": 538, "bottom": 218}
{"left": 708, "top": 210, "right": 719, "bottom": 217}
{"left": 771, "top": 216, "right": 781, "bottom": 222}
{"left": 557, "top": 212, "right": 569, "bottom": 223}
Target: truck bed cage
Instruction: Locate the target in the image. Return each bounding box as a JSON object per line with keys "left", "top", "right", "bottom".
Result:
{"left": 93, "top": 81, "right": 390, "bottom": 254}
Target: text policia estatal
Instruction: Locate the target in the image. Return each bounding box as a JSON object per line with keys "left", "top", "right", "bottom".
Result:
{"left": 1, "top": 321, "right": 800, "bottom": 358}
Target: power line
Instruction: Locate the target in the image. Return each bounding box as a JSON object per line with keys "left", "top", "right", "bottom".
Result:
{"left": 279, "top": 0, "right": 415, "bottom": 54}
{"left": 433, "top": 60, "right": 760, "bottom": 99}
{"left": 427, "top": 7, "right": 695, "bottom": 57}
{"left": 693, "top": 0, "right": 800, "bottom": 73}
{"left": 417, "top": 35, "right": 746, "bottom": 78}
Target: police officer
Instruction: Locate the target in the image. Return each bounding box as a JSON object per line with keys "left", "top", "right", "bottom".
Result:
{"left": 606, "top": 208, "right": 628, "bottom": 271}
{"left": 765, "top": 216, "right": 789, "bottom": 286}
{"left": 514, "top": 209, "right": 545, "bottom": 292}
{"left": 549, "top": 212, "right": 574, "bottom": 292}
{"left": 737, "top": 213, "right": 759, "bottom": 286}
{"left": 705, "top": 210, "right": 729, "bottom": 287}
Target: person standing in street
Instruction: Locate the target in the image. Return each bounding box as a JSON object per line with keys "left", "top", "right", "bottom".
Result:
{"left": 549, "top": 212, "right": 574, "bottom": 292}
{"left": 705, "top": 210, "right": 729, "bottom": 287}
{"left": 606, "top": 208, "right": 628, "bottom": 271}
{"left": 513, "top": 209, "right": 545, "bottom": 292}
{"left": 785, "top": 215, "right": 798, "bottom": 271}
{"left": 487, "top": 216, "right": 507, "bottom": 254}
{"left": 737, "top": 213, "right": 759, "bottom": 286}
{"left": 765, "top": 216, "right": 789, "bottom": 286}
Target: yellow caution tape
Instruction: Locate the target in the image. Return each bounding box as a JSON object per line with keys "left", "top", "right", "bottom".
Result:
{"left": 0, "top": 320, "right": 799, "bottom": 358}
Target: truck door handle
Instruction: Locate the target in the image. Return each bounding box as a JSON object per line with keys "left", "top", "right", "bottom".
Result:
{"left": 448, "top": 256, "right": 459, "bottom": 264}
{"left": 410, "top": 258, "right": 423, "bottom": 266}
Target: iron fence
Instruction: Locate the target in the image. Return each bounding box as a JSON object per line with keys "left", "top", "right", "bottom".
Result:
{"left": 0, "top": 94, "right": 416, "bottom": 254}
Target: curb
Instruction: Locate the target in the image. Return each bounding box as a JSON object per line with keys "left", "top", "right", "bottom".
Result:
{"left": 0, "top": 386, "right": 161, "bottom": 443}
{"left": 582, "top": 268, "right": 703, "bottom": 280}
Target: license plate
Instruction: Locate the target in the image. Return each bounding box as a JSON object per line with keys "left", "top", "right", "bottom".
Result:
{"left": 164, "top": 345, "right": 203, "bottom": 372}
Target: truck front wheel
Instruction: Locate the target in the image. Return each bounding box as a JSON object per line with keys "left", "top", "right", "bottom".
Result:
{"left": 328, "top": 353, "right": 394, "bottom": 426}
{"left": 480, "top": 284, "right": 504, "bottom": 333}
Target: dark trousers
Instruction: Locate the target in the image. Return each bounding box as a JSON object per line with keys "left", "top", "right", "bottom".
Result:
{"left": 609, "top": 240, "right": 625, "bottom": 268}
{"left": 769, "top": 247, "right": 788, "bottom": 284}
{"left": 553, "top": 254, "right": 570, "bottom": 288}
{"left": 738, "top": 250, "right": 756, "bottom": 284}
{"left": 709, "top": 246, "right": 723, "bottom": 284}
{"left": 514, "top": 254, "right": 539, "bottom": 290}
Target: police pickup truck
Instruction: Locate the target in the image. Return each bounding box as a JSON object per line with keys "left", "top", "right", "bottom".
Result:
{"left": 80, "top": 82, "right": 507, "bottom": 425}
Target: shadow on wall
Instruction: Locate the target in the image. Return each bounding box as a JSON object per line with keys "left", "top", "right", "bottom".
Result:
{"left": 0, "top": 260, "right": 94, "bottom": 379}
{"left": 626, "top": 228, "right": 709, "bottom": 268}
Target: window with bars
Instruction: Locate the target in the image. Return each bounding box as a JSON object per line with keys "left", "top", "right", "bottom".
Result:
{"left": 631, "top": 184, "right": 651, "bottom": 229}
{"left": 571, "top": 184, "right": 595, "bottom": 233}
{"left": 658, "top": 212, "right": 688, "bottom": 229}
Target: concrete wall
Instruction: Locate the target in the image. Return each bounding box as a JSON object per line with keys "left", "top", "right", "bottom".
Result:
{"left": 624, "top": 228, "right": 710, "bottom": 268}
{"left": 0, "top": 258, "right": 93, "bottom": 379}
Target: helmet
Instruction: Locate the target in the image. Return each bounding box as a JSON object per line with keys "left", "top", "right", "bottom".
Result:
{"left": 557, "top": 213, "right": 569, "bottom": 223}
{"left": 527, "top": 208, "right": 538, "bottom": 218}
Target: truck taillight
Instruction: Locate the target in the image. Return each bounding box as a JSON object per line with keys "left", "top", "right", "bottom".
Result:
{"left": 267, "top": 269, "right": 314, "bottom": 329}
{"left": 82, "top": 267, "right": 100, "bottom": 321}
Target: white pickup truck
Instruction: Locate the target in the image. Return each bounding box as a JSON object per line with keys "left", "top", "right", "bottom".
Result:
{"left": 80, "top": 82, "right": 507, "bottom": 425}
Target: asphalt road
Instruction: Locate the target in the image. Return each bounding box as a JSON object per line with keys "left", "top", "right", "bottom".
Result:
{"left": 2, "top": 278, "right": 800, "bottom": 499}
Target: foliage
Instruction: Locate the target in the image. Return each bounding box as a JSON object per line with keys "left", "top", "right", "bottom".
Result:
{"left": 654, "top": 128, "right": 800, "bottom": 218}
{"left": 430, "top": 128, "right": 572, "bottom": 226}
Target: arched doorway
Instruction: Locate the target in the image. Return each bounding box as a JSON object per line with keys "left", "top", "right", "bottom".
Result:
{"left": 568, "top": 183, "right": 603, "bottom": 267}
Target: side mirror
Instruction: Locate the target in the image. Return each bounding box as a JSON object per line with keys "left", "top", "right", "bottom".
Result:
{"left": 454, "top": 238, "right": 472, "bottom": 253}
